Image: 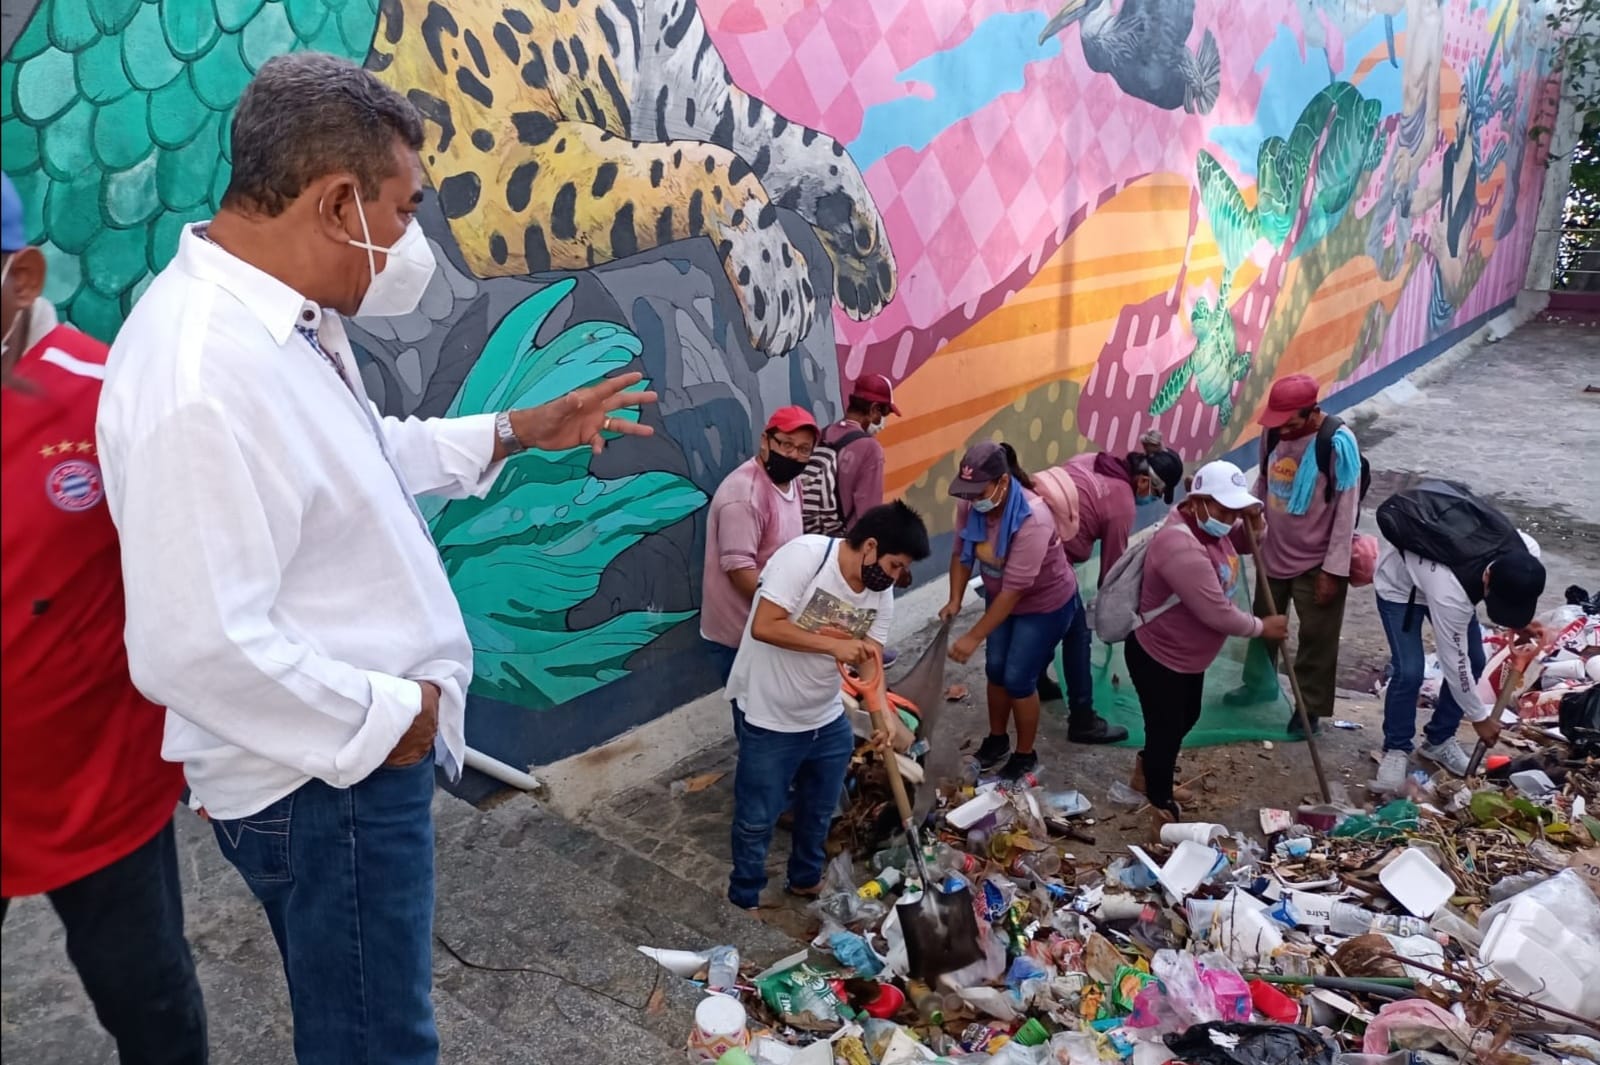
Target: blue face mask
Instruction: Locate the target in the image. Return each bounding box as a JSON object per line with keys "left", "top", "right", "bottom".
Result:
{"left": 1196, "top": 501, "right": 1236, "bottom": 539}
{"left": 972, "top": 495, "right": 998, "bottom": 514}
{"left": 1136, "top": 492, "right": 1161, "bottom": 507}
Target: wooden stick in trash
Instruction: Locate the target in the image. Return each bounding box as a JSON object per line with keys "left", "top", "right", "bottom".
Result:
{"left": 1465, "top": 663, "right": 1528, "bottom": 777}
{"left": 1244, "top": 522, "right": 1332, "bottom": 804}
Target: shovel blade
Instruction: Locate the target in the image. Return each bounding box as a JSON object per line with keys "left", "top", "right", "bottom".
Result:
{"left": 898, "top": 887, "right": 984, "bottom": 980}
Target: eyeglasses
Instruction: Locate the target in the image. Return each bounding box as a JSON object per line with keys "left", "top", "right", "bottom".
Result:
{"left": 768, "top": 432, "right": 815, "bottom": 460}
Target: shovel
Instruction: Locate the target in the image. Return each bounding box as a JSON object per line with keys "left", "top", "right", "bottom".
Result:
{"left": 848, "top": 646, "right": 983, "bottom": 980}
{"left": 1466, "top": 650, "right": 1534, "bottom": 777}
{"left": 1245, "top": 523, "right": 1332, "bottom": 804}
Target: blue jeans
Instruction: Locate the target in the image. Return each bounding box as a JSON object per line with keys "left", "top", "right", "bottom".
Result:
{"left": 0, "top": 821, "right": 207, "bottom": 1065}
{"left": 728, "top": 707, "right": 854, "bottom": 909}
{"left": 1058, "top": 591, "right": 1095, "bottom": 713}
{"left": 1377, "top": 596, "right": 1486, "bottom": 753}
{"left": 211, "top": 758, "right": 438, "bottom": 1065}
{"left": 986, "top": 595, "right": 1079, "bottom": 698}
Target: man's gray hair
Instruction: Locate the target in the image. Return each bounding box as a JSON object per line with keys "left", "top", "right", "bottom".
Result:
{"left": 222, "top": 52, "right": 424, "bottom": 216}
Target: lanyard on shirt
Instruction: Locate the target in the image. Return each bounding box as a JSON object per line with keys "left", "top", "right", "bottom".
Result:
{"left": 295, "top": 326, "right": 441, "bottom": 560}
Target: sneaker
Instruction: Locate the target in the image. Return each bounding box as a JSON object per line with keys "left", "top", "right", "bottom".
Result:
{"left": 1068, "top": 710, "right": 1129, "bottom": 745}
{"left": 998, "top": 751, "right": 1039, "bottom": 782}
{"left": 1418, "top": 738, "right": 1471, "bottom": 776}
{"left": 1036, "top": 670, "right": 1064, "bottom": 703}
{"left": 974, "top": 733, "right": 1011, "bottom": 769}
{"left": 1372, "top": 749, "right": 1411, "bottom": 793}
{"left": 1287, "top": 713, "right": 1322, "bottom": 738}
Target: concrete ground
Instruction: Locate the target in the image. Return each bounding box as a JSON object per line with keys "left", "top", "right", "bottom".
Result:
{"left": 2, "top": 320, "right": 1594, "bottom": 1061}
{"left": 585, "top": 316, "right": 1600, "bottom": 912}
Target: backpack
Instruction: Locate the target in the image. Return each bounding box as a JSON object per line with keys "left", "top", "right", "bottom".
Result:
{"left": 799, "top": 429, "right": 869, "bottom": 536}
{"left": 1090, "top": 523, "right": 1193, "bottom": 642}
{"left": 1375, "top": 479, "right": 1525, "bottom": 608}
{"left": 1260, "top": 416, "right": 1372, "bottom": 507}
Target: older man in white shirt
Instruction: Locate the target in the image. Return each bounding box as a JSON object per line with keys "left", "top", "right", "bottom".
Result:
{"left": 96, "top": 52, "right": 654, "bottom": 1064}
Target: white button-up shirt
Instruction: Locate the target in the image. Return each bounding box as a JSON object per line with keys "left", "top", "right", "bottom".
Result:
{"left": 97, "top": 225, "right": 504, "bottom": 820}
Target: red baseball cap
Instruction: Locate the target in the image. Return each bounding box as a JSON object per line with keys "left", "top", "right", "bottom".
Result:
{"left": 1258, "top": 373, "right": 1321, "bottom": 428}
{"left": 851, "top": 373, "right": 901, "bottom": 415}
{"left": 766, "top": 405, "right": 819, "bottom": 435}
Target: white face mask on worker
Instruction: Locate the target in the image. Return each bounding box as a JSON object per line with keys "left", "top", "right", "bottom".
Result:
{"left": 343, "top": 194, "right": 437, "bottom": 319}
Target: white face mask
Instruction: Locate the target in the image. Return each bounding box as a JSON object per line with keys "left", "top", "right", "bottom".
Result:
{"left": 344, "top": 193, "right": 436, "bottom": 318}
{"left": 867, "top": 419, "right": 885, "bottom": 436}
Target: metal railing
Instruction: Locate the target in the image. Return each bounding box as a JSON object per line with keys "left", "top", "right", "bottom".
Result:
{"left": 1547, "top": 225, "right": 1600, "bottom": 291}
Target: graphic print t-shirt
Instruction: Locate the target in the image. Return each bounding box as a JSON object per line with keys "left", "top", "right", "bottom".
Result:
{"left": 727, "top": 535, "right": 893, "bottom": 732}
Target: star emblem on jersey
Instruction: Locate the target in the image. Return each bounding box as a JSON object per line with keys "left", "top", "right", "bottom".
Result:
{"left": 39, "top": 440, "right": 94, "bottom": 458}
{"left": 45, "top": 459, "right": 104, "bottom": 512}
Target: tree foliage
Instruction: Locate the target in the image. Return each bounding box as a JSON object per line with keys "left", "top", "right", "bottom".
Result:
{"left": 1549, "top": 0, "right": 1600, "bottom": 287}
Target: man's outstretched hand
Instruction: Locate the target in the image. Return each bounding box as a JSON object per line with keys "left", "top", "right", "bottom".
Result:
{"left": 508, "top": 371, "right": 659, "bottom": 455}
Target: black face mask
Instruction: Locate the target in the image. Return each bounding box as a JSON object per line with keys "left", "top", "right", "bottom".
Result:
{"left": 764, "top": 452, "right": 808, "bottom": 485}
{"left": 860, "top": 553, "right": 897, "bottom": 592}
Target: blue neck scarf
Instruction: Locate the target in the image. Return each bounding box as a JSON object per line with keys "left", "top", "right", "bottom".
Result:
{"left": 1284, "top": 425, "right": 1361, "bottom": 516}
{"left": 960, "top": 481, "right": 1030, "bottom": 568}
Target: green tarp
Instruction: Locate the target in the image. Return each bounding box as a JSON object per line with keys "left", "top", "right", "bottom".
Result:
{"left": 1051, "top": 548, "right": 1302, "bottom": 749}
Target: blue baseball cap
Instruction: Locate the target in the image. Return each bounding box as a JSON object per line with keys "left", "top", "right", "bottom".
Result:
{"left": 1, "top": 173, "right": 26, "bottom": 253}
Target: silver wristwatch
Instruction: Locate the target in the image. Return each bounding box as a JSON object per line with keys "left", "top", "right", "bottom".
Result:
{"left": 494, "top": 410, "right": 526, "bottom": 455}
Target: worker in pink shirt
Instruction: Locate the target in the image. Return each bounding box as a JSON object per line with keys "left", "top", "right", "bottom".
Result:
{"left": 1126, "top": 460, "right": 1288, "bottom": 833}
{"left": 1034, "top": 447, "right": 1184, "bottom": 743}
{"left": 701, "top": 407, "right": 818, "bottom": 684}
{"left": 940, "top": 442, "right": 1081, "bottom": 782}
{"left": 1226, "top": 374, "right": 1365, "bottom": 737}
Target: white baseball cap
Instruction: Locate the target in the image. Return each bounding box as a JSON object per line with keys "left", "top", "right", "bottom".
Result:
{"left": 1188, "top": 460, "right": 1260, "bottom": 510}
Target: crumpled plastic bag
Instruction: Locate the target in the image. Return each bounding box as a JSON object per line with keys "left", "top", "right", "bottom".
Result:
{"left": 1164, "top": 1022, "right": 1337, "bottom": 1065}
{"left": 808, "top": 853, "right": 888, "bottom": 927}
{"left": 1359, "top": 1000, "right": 1480, "bottom": 1057}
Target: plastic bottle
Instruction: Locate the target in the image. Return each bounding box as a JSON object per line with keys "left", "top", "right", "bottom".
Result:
{"left": 870, "top": 844, "right": 911, "bottom": 872}
{"left": 1429, "top": 906, "right": 1483, "bottom": 951}
{"left": 935, "top": 843, "right": 983, "bottom": 877}
{"left": 706, "top": 945, "right": 741, "bottom": 994}
{"left": 906, "top": 978, "right": 945, "bottom": 1025}
{"left": 858, "top": 868, "right": 903, "bottom": 899}
{"left": 1328, "top": 901, "right": 1377, "bottom": 936}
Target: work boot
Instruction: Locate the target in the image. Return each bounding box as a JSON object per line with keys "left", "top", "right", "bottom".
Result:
{"left": 998, "top": 751, "right": 1039, "bottom": 783}
{"left": 1036, "top": 668, "right": 1064, "bottom": 703}
{"left": 1418, "top": 738, "right": 1471, "bottom": 777}
{"left": 1371, "top": 749, "right": 1411, "bottom": 794}
{"left": 974, "top": 733, "right": 1011, "bottom": 770}
{"left": 1068, "top": 708, "right": 1128, "bottom": 745}
{"left": 1287, "top": 713, "right": 1322, "bottom": 738}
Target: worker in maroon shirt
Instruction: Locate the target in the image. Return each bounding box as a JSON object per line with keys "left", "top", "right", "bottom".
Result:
{"left": 0, "top": 173, "right": 208, "bottom": 1063}
{"left": 1031, "top": 447, "right": 1183, "bottom": 743}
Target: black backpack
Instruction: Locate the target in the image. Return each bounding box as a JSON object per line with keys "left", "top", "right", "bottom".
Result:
{"left": 1375, "top": 479, "right": 1525, "bottom": 609}
{"left": 799, "top": 429, "right": 868, "bottom": 536}
{"left": 1260, "top": 415, "right": 1372, "bottom": 506}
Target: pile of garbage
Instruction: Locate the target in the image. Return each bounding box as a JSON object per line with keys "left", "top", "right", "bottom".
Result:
{"left": 651, "top": 718, "right": 1600, "bottom": 1065}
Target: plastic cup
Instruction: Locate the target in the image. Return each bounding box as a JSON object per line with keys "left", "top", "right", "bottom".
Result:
{"left": 686, "top": 995, "right": 749, "bottom": 1064}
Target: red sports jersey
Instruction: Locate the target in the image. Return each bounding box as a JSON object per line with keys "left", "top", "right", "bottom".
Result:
{"left": 1, "top": 322, "right": 185, "bottom": 897}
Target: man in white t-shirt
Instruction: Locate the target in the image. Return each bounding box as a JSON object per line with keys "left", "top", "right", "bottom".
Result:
{"left": 726, "top": 502, "right": 931, "bottom": 910}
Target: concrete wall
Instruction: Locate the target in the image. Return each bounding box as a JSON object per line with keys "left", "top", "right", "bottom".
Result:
{"left": 1, "top": 0, "right": 1566, "bottom": 770}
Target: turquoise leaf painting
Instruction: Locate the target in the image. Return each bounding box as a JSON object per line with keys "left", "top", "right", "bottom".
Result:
{"left": 430, "top": 279, "right": 706, "bottom": 710}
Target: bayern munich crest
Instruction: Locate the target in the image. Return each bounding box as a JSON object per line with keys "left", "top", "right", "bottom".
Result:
{"left": 46, "top": 459, "right": 104, "bottom": 512}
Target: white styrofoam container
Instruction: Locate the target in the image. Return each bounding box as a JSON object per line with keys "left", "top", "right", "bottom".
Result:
{"left": 1380, "top": 848, "right": 1455, "bottom": 917}
{"left": 1479, "top": 895, "right": 1600, "bottom": 1019}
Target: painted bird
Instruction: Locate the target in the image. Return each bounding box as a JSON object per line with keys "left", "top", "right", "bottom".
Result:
{"left": 1039, "top": 0, "right": 1222, "bottom": 115}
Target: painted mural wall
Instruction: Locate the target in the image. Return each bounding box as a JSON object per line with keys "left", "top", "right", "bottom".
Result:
{"left": 1, "top": 0, "right": 1562, "bottom": 763}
